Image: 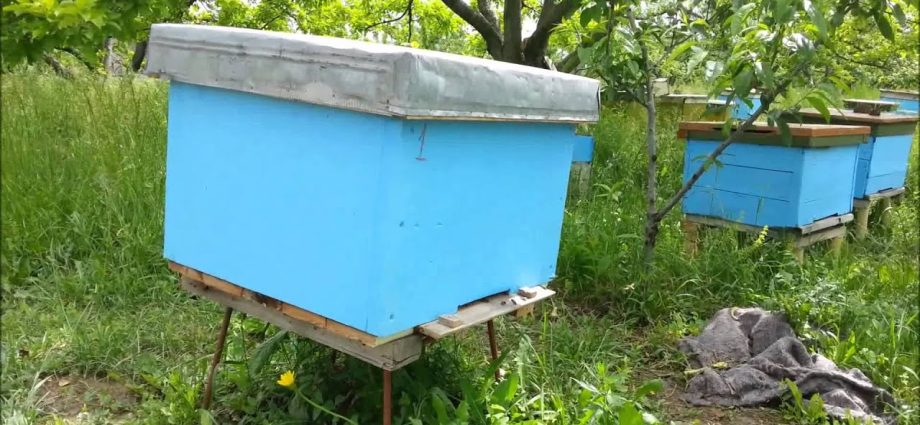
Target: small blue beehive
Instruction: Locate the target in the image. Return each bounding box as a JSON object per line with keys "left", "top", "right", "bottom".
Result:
{"left": 796, "top": 109, "right": 918, "bottom": 200}
{"left": 880, "top": 89, "right": 919, "bottom": 115}
{"left": 680, "top": 122, "right": 870, "bottom": 228}
{"left": 719, "top": 90, "right": 761, "bottom": 120}
{"left": 146, "top": 25, "right": 600, "bottom": 337}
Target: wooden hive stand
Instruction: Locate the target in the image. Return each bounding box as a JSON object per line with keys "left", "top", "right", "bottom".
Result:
{"left": 682, "top": 214, "right": 852, "bottom": 263}
{"left": 852, "top": 187, "right": 905, "bottom": 239}
{"left": 168, "top": 262, "right": 554, "bottom": 424}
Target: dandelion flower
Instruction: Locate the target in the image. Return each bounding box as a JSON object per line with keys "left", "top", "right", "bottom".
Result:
{"left": 277, "top": 371, "right": 296, "bottom": 388}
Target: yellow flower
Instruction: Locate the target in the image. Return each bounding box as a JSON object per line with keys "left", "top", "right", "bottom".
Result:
{"left": 277, "top": 371, "right": 296, "bottom": 389}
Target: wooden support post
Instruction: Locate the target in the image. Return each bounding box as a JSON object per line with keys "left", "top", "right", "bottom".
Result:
{"left": 202, "top": 307, "right": 233, "bottom": 410}
{"left": 486, "top": 319, "right": 500, "bottom": 382}
{"left": 879, "top": 197, "right": 893, "bottom": 227}
{"left": 828, "top": 236, "right": 844, "bottom": 257}
{"left": 682, "top": 220, "right": 700, "bottom": 257}
{"left": 785, "top": 236, "right": 805, "bottom": 264}
{"left": 382, "top": 369, "right": 392, "bottom": 425}
{"left": 853, "top": 199, "right": 871, "bottom": 240}
{"left": 569, "top": 162, "right": 592, "bottom": 200}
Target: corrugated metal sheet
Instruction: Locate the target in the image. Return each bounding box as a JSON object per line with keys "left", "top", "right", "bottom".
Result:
{"left": 146, "top": 24, "right": 600, "bottom": 123}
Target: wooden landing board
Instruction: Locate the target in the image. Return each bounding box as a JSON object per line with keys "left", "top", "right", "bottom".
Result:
{"left": 854, "top": 187, "right": 906, "bottom": 208}
{"left": 684, "top": 214, "right": 850, "bottom": 248}
{"left": 180, "top": 277, "right": 424, "bottom": 371}
{"left": 168, "top": 262, "right": 409, "bottom": 348}
{"left": 418, "top": 286, "right": 555, "bottom": 339}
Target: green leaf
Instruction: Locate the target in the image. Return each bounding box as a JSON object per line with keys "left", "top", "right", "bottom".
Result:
{"left": 805, "top": 0, "right": 827, "bottom": 40}
{"left": 874, "top": 11, "right": 895, "bottom": 41}
{"left": 667, "top": 40, "right": 695, "bottom": 61}
{"left": 687, "top": 47, "right": 709, "bottom": 73}
{"left": 617, "top": 401, "right": 644, "bottom": 425}
{"left": 805, "top": 94, "right": 830, "bottom": 122}
{"left": 732, "top": 66, "right": 754, "bottom": 100}
{"left": 248, "top": 330, "right": 287, "bottom": 377}
{"left": 633, "top": 379, "right": 663, "bottom": 400}
{"left": 431, "top": 391, "right": 450, "bottom": 424}
{"left": 492, "top": 372, "right": 520, "bottom": 406}
{"left": 891, "top": 2, "right": 907, "bottom": 26}
{"left": 777, "top": 118, "right": 792, "bottom": 146}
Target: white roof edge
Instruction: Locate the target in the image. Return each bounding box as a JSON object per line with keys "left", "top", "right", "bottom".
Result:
{"left": 145, "top": 24, "right": 600, "bottom": 123}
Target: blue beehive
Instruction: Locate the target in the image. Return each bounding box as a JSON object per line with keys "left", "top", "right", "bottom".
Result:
{"left": 795, "top": 109, "right": 918, "bottom": 199}
{"left": 680, "top": 122, "right": 869, "bottom": 228}
{"left": 719, "top": 91, "right": 761, "bottom": 120}
{"left": 880, "top": 89, "right": 919, "bottom": 115}
{"left": 146, "top": 25, "right": 600, "bottom": 337}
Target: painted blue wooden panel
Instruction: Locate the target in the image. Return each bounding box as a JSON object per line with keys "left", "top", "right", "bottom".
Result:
{"left": 853, "top": 134, "right": 913, "bottom": 198}
{"left": 881, "top": 96, "right": 919, "bottom": 114}
{"left": 164, "top": 82, "right": 576, "bottom": 337}
{"left": 682, "top": 139, "right": 858, "bottom": 228}
{"left": 572, "top": 135, "right": 594, "bottom": 163}
{"left": 798, "top": 147, "right": 857, "bottom": 224}
{"left": 718, "top": 95, "right": 761, "bottom": 120}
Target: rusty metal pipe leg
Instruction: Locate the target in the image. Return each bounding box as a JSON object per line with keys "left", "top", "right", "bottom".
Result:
{"left": 487, "top": 319, "right": 500, "bottom": 382}
{"left": 202, "top": 307, "right": 233, "bottom": 410}
{"left": 382, "top": 369, "right": 392, "bottom": 425}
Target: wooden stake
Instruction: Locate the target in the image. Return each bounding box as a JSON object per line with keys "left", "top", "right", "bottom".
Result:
{"left": 682, "top": 220, "right": 700, "bottom": 257}
{"left": 853, "top": 200, "right": 871, "bottom": 240}
{"left": 879, "top": 197, "right": 893, "bottom": 227}
{"left": 382, "top": 369, "right": 392, "bottom": 425}
{"left": 202, "top": 307, "right": 233, "bottom": 410}
{"left": 487, "top": 320, "right": 500, "bottom": 382}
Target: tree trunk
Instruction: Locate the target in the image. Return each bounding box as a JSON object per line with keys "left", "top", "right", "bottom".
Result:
{"left": 131, "top": 40, "right": 148, "bottom": 72}
{"left": 642, "top": 73, "right": 659, "bottom": 264}
{"left": 103, "top": 37, "right": 117, "bottom": 75}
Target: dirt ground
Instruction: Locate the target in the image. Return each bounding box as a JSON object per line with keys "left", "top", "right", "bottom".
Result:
{"left": 38, "top": 375, "right": 138, "bottom": 423}
{"left": 650, "top": 373, "right": 786, "bottom": 425}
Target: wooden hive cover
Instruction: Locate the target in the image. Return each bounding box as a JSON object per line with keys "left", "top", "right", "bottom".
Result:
{"left": 678, "top": 121, "right": 870, "bottom": 147}
{"left": 793, "top": 108, "right": 918, "bottom": 136}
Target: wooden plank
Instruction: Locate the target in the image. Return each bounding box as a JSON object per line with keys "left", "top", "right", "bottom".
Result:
{"left": 684, "top": 213, "right": 851, "bottom": 237}
{"left": 169, "top": 261, "right": 391, "bottom": 347}
{"left": 794, "top": 225, "right": 846, "bottom": 248}
{"left": 865, "top": 187, "right": 905, "bottom": 201}
{"left": 169, "top": 262, "right": 243, "bottom": 297}
{"left": 418, "top": 286, "right": 555, "bottom": 340}
{"left": 799, "top": 213, "right": 853, "bottom": 235}
{"left": 678, "top": 121, "right": 872, "bottom": 138}
{"left": 179, "top": 277, "right": 423, "bottom": 371}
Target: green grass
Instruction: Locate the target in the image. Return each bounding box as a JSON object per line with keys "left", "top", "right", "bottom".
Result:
{"left": 1, "top": 72, "right": 917, "bottom": 424}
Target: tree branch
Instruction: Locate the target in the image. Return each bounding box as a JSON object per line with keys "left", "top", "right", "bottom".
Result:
{"left": 441, "top": 0, "right": 504, "bottom": 59}
{"left": 522, "top": 0, "right": 580, "bottom": 64}
{"left": 363, "top": 0, "right": 414, "bottom": 34}
{"left": 477, "top": 0, "right": 500, "bottom": 32}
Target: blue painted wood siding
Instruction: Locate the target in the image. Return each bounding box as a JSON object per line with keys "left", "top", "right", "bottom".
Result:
{"left": 854, "top": 134, "right": 914, "bottom": 198}
{"left": 682, "top": 140, "right": 858, "bottom": 228}
{"left": 164, "top": 82, "right": 577, "bottom": 336}
{"left": 572, "top": 135, "right": 594, "bottom": 163}
{"left": 881, "top": 96, "right": 919, "bottom": 115}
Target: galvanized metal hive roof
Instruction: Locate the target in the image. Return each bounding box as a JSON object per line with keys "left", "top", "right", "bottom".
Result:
{"left": 146, "top": 24, "right": 600, "bottom": 123}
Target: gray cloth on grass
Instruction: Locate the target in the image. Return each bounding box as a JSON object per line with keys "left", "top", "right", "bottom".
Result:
{"left": 678, "top": 308, "right": 895, "bottom": 424}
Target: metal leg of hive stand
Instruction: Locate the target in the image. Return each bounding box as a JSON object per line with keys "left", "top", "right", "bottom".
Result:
{"left": 202, "top": 307, "right": 233, "bottom": 410}
{"left": 487, "top": 319, "right": 500, "bottom": 382}
{"left": 382, "top": 369, "right": 392, "bottom": 425}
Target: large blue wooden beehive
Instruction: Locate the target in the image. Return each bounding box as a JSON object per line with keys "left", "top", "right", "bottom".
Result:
{"left": 680, "top": 122, "right": 869, "bottom": 228}
{"left": 880, "top": 90, "right": 919, "bottom": 115}
{"left": 146, "top": 25, "right": 599, "bottom": 337}
{"left": 795, "top": 109, "right": 917, "bottom": 199}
